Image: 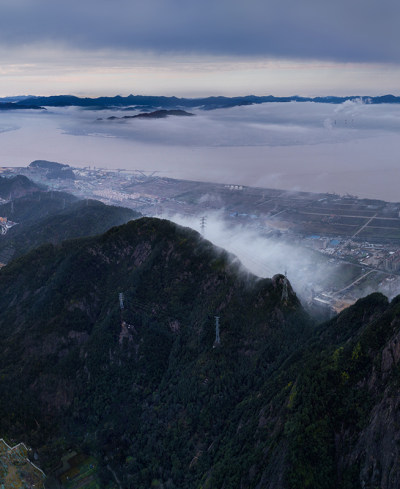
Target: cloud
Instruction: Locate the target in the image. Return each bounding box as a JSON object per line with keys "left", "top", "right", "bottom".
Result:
{"left": 1, "top": 102, "right": 400, "bottom": 200}
{"left": 0, "top": 0, "right": 399, "bottom": 63}
{"left": 62, "top": 101, "right": 400, "bottom": 147}
{"left": 168, "top": 212, "right": 400, "bottom": 303}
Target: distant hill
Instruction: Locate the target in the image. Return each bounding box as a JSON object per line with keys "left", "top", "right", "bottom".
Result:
{"left": 30, "top": 160, "right": 69, "bottom": 170}
{"left": 0, "top": 189, "right": 77, "bottom": 223}
{"left": 99, "top": 109, "right": 195, "bottom": 121}
{"left": 0, "top": 101, "right": 45, "bottom": 110}
{"left": 0, "top": 95, "right": 38, "bottom": 103}
{"left": 14, "top": 94, "right": 400, "bottom": 110}
{"left": 0, "top": 194, "right": 139, "bottom": 264}
{"left": 0, "top": 175, "right": 42, "bottom": 200}
{"left": 29, "top": 160, "right": 76, "bottom": 180}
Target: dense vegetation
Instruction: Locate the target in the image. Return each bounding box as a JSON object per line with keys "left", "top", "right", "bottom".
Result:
{"left": 0, "top": 217, "right": 311, "bottom": 488}
{"left": 0, "top": 174, "right": 42, "bottom": 199}
{"left": 0, "top": 195, "right": 139, "bottom": 262}
{"left": 29, "top": 160, "right": 76, "bottom": 179}
{"left": 0, "top": 216, "right": 399, "bottom": 488}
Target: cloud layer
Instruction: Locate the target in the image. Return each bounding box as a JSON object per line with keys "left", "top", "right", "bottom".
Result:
{"left": 0, "top": 0, "right": 399, "bottom": 63}
{"left": 63, "top": 100, "right": 400, "bottom": 147}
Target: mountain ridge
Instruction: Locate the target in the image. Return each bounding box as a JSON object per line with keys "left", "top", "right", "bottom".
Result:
{"left": 0, "top": 175, "right": 43, "bottom": 200}
{"left": 0, "top": 217, "right": 311, "bottom": 488}
{"left": 0, "top": 216, "right": 400, "bottom": 488}
{"left": 0, "top": 197, "right": 139, "bottom": 264}
{"left": 2, "top": 94, "right": 398, "bottom": 110}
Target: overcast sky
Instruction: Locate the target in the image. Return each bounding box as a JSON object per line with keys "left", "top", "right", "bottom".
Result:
{"left": 0, "top": 0, "right": 399, "bottom": 96}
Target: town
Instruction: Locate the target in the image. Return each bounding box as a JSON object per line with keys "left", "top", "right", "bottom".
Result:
{"left": 1, "top": 160, "right": 399, "bottom": 318}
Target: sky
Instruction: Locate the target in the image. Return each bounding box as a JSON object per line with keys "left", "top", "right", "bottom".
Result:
{"left": 0, "top": 0, "right": 399, "bottom": 96}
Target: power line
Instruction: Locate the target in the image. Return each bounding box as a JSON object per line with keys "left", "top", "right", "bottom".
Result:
{"left": 118, "top": 292, "right": 124, "bottom": 310}
{"left": 200, "top": 216, "right": 207, "bottom": 235}
{"left": 123, "top": 295, "right": 184, "bottom": 324}
{"left": 214, "top": 316, "right": 220, "bottom": 347}
{"left": 281, "top": 270, "right": 289, "bottom": 303}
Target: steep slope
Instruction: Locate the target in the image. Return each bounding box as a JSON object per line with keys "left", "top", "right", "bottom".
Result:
{"left": 289, "top": 294, "right": 400, "bottom": 489}
{"left": 0, "top": 199, "right": 139, "bottom": 263}
{"left": 0, "top": 189, "right": 77, "bottom": 224}
{"left": 238, "top": 292, "right": 400, "bottom": 489}
{"left": 0, "top": 175, "right": 42, "bottom": 199}
{"left": 0, "top": 217, "right": 312, "bottom": 488}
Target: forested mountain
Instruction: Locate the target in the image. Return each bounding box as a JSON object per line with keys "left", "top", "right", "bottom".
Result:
{"left": 0, "top": 189, "right": 77, "bottom": 223}
{"left": 0, "top": 217, "right": 399, "bottom": 488}
{"left": 0, "top": 197, "right": 139, "bottom": 263}
{"left": 29, "top": 160, "right": 76, "bottom": 180}
{"left": 0, "top": 174, "right": 42, "bottom": 199}
{"left": 0, "top": 217, "right": 311, "bottom": 488}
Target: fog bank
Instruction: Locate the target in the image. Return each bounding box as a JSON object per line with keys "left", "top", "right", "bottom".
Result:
{"left": 1, "top": 101, "right": 400, "bottom": 201}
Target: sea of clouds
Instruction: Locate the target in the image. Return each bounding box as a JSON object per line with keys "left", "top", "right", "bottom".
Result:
{"left": 1, "top": 100, "right": 400, "bottom": 200}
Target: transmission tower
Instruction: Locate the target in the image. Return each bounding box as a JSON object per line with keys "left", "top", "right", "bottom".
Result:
{"left": 200, "top": 216, "right": 207, "bottom": 235}
{"left": 119, "top": 292, "right": 124, "bottom": 310}
{"left": 214, "top": 316, "right": 220, "bottom": 346}
{"left": 281, "top": 270, "right": 289, "bottom": 303}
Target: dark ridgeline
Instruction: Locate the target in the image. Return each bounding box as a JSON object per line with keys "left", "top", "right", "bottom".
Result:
{"left": 29, "top": 160, "right": 76, "bottom": 180}
{"left": 0, "top": 185, "right": 140, "bottom": 265}
{"left": 0, "top": 102, "right": 45, "bottom": 110}
{"left": 99, "top": 109, "right": 195, "bottom": 121}
{"left": 0, "top": 174, "right": 42, "bottom": 200}
{"left": 7, "top": 94, "right": 400, "bottom": 110}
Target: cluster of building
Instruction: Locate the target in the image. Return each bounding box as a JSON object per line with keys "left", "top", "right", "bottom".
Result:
{"left": 384, "top": 250, "right": 400, "bottom": 273}
{"left": 0, "top": 438, "right": 45, "bottom": 488}
{"left": 92, "top": 188, "right": 131, "bottom": 202}
{"left": 0, "top": 216, "right": 17, "bottom": 235}
{"left": 225, "top": 184, "right": 244, "bottom": 191}
{"left": 304, "top": 235, "right": 400, "bottom": 274}
{"left": 2, "top": 163, "right": 400, "bottom": 312}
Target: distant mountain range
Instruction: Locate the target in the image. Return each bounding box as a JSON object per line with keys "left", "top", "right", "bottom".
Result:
{"left": 0, "top": 101, "right": 45, "bottom": 110}
{"left": 0, "top": 94, "right": 399, "bottom": 111}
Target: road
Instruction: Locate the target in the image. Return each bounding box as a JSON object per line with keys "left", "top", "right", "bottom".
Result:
{"left": 352, "top": 214, "right": 378, "bottom": 238}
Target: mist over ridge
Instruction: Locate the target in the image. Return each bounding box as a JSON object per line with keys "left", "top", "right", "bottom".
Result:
{"left": 168, "top": 211, "right": 400, "bottom": 305}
